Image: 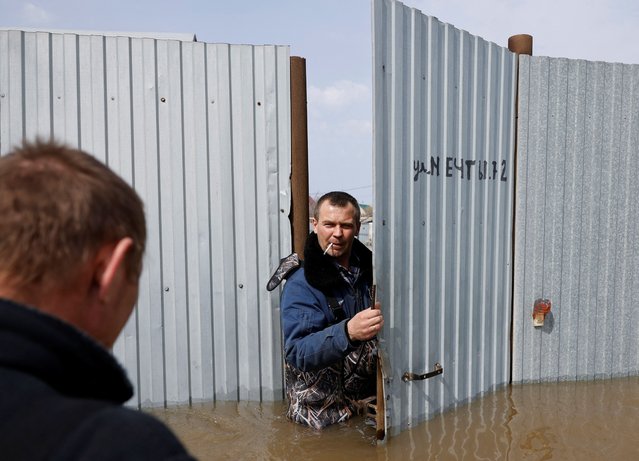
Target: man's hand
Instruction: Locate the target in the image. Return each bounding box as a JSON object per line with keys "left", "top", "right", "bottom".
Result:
{"left": 346, "top": 303, "right": 384, "bottom": 342}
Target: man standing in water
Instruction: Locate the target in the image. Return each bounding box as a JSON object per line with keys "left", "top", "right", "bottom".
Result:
{"left": 0, "top": 141, "right": 194, "bottom": 460}
{"left": 280, "top": 191, "right": 384, "bottom": 429}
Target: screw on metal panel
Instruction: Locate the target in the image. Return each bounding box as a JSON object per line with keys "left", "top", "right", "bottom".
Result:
{"left": 164, "top": 287, "right": 169, "bottom": 292}
{"left": 257, "top": 101, "right": 262, "bottom": 106}
{"left": 160, "top": 97, "right": 166, "bottom": 103}
{"left": 238, "top": 284, "right": 244, "bottom": 289}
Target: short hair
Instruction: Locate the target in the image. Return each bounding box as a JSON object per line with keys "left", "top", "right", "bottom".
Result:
{"left": 313, "top": 191, "right": 361, "bottom": 223}
{"left": 0, "top": 139, "right": 146, "bottom": 289}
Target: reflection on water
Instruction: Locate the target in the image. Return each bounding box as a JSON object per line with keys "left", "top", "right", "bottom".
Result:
{"left": 148, "top": 377, "right": 639, "bottom": 460}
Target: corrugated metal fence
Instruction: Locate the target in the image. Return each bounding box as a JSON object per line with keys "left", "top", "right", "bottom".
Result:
{"left": 0, "top": 30, "right": 291, "bottom": 406}
{"left": 512, "top": 55, "right": 639, "bottom": 382}
{"left": 373, "top": 0, "right": 517, "bottom": 434}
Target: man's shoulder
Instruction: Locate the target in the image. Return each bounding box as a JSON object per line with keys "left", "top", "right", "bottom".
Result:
{"left": 281, "top": 266, "right": 326, "bottom": 305}
{"left": 55, "top": 405, "right": 195, "bottom": 460}
{"left": 84, "top": 404, "right": 176, "bottom": 430}
{"left": 285, "top": 264, "right": 306, "bottom": 283}
{"left": 282, "top": 265, "right": 310, "bottom": 295}
{"left": 0, "top": 368, "right": 194, "bottom": 460}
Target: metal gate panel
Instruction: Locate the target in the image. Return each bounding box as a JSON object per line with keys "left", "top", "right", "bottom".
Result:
{"left": 373, "top": 0, "right": 517, "bottom": 434}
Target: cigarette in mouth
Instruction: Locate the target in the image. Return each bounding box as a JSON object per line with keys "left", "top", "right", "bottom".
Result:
{"left": 323, "top": 242, "right": 334, "bottom": 255}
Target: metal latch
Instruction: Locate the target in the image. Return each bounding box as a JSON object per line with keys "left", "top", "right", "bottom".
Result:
{"left": 402, "top": 363, "right": 443, "bottom": 382}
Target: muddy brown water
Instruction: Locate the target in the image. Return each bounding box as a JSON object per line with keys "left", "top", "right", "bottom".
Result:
{"left": 147, "top": 377, "right": 639, "bottom": 460}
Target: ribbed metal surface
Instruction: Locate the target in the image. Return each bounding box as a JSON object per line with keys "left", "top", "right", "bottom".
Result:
{"left": 0, "top": 26, "right": 197, "bottom": 42}
{"left": 0, "top": 30, "right": 291, "bottom": 405}
{"left": 513, "top": 55, "right": 639, "bottom": 383}
{"left": 373, "top": 0, "right": 517, "bottom": 434}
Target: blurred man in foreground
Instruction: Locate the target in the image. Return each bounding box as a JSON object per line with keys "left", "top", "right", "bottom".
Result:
{"left": 0, "top": 140, "right": 194, "bottom": 460}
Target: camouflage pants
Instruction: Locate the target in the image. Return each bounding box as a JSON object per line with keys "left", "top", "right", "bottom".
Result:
{"left": 285, "top": 340, "right": 377, "bottom": 429}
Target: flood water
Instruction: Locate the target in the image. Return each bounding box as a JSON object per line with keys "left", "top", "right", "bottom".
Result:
{"left": 147, "top": 377, "right": 639, "bottom": 460}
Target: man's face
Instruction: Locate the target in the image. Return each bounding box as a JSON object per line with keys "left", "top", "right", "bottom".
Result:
{"left": 312, "top": 201, "right": 360, "bottom": 267}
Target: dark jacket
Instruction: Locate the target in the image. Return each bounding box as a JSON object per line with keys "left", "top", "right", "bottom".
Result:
{"left": 0, "top": 298, "right": 195, "bottom": 461}
{"left": 280, "top": 233, "right": 376, "bottom": 429}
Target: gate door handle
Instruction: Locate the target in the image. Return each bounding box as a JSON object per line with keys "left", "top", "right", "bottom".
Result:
{"left": 402, "top": 362, "right": 443, "bottom": 382}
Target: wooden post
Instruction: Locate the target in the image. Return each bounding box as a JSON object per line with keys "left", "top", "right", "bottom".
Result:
{"left": 290, "top": 56, "right": 309, "bottom": 258}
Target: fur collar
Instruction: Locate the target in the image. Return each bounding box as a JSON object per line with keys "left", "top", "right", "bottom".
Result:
{"left": 303, "top": 232, "right": 372, "bottom": 294}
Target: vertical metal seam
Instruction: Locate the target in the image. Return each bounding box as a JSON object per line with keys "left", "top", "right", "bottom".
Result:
{"left": 608, "top": 64, "right": 622, "bottom": 378}
{"left": 453, "top": 28, "right": 463, "bottom": 400}
{"left": 101, "top": 36, "right": 108, "bottom": 165}
{"left": 538, "top": 58, "right": 551, "bottom": 379}
{"left": 519, "top": 57, "right": 530, "bottom": 381}
{"left": 251, "top": 45, "right": 264, "bottom": 401}
{"left": 75, "top": 34, "right": 81, "bottom": 147}
{"left": 20, "top": 31, "right": 26, "bottom": 139}
{"left": 177, "top": 40, "right": 193, "bottom": 404}
{"left": 619, "top": 66, "right": 635, "bottom": 377}
{"left": 227, "top": 45, "right": 240, "bottom": 400}
{"left": 203, "top": 43, "right": 216, "bottom": 400}
{"left": 126, "top": 36, "right": 143, "bottom": 409}
{"left": 406, "top": 6, "right": 416, "bottom": 417}
{"left": 574, "top": 62, "right": 588, "bottom": 379}
{"left": 152, "top": 38, "right": 168, "bottom": 406}
{"left": 47, "top": 33, "right": 53, "bottom": 137}
{"left": 593, "top": 63, "right": 605, "bottom": 379}
{"left": 438, "top": 21, "right": 449, "bottom": 411}
{"left": 274, "top": 47, "right": 285, "bottom": 399}
{"left": 556, "top": 61, "right": 570, "bottom": 380}
{"left": 468, "top": 34, "right": 479, "bottom": 389}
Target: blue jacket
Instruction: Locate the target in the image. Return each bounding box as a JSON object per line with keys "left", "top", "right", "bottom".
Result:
{"left": 281, "top": 233, "right": 373, "bottom": 372}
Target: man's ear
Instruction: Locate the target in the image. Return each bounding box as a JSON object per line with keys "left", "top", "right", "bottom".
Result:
{"left": 311, "top": 217, "right": 318, "bottom": 234}
{"left": 97, "top": 237, "right": 134, "bottom": 303}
